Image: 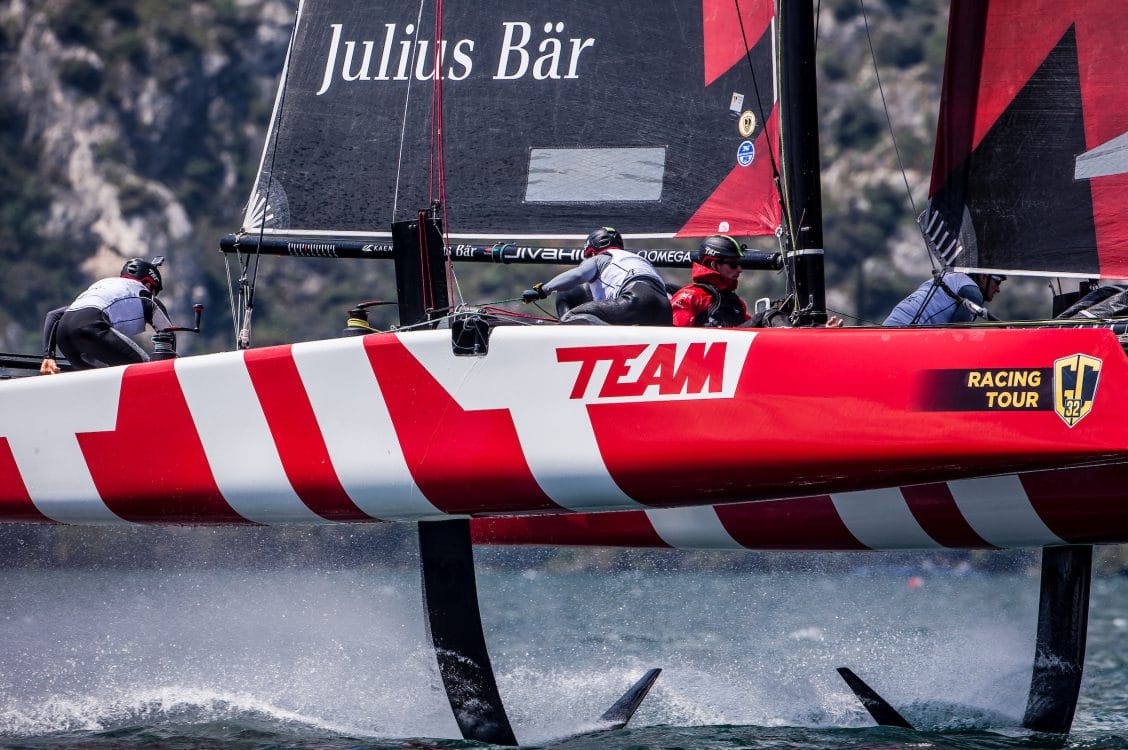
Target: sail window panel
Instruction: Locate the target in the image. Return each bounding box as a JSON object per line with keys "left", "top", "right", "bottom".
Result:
{"left": 525, "top": 147, "right": 666, "bottom": 203}
{"left": 1075, "top": 132, "right": 1128, "bottom": 181}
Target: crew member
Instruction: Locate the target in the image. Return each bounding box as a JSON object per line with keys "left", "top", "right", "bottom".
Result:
{"left": 40, "top": 257, "right": 172, "bottom": 373}
{"left": 522, "top": 227, "right": 672, "bottom": 326}
{"left": 671, "top": 235, "right": 751, "bottom": 327}
{"left": 883, "top": 272, "right": 1005, "bottom": 326}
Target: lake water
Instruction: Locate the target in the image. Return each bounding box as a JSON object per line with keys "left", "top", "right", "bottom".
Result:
{"left": 0, "top": 543, "right": 1125, "bottom": 749}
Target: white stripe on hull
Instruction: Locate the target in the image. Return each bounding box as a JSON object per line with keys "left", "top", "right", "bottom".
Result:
{"left": 292, "top": 338, "right": 439, "bottom": 520}
{"left": 0, "top": 369, "right": 127, "bottom": 524}
{"left": 176, "top": 352, "right": 323, "bottom": 524}
{"left": 645, "top": 505, "right": 742, "bottom": 549}
{"left": 400, "top": 329, "right": 643, "bottom": 512}
{"left": 830, "top": 488, "right": 942, "bottom": 550}
{"left": 948, "top": 474, "right": 1065, "bottom": 547}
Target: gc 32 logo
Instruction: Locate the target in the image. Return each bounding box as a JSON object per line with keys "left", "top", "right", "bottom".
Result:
{"left": 1054, "top": 353, "right": 1101, "bottom": 427}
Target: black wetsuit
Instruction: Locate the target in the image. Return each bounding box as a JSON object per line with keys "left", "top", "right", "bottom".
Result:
{"left": 542, "top": 250, "right": 672, "bottom": 326}
{"left": 43, "top": 277, "right": 171, "bottom": 370}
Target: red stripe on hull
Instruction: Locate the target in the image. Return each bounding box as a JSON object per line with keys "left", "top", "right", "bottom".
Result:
{"left": 245, "top": 347, "right": 372, "bottom": 521}
{"left": 900, "top": 483, "right": 994, "bottom": 549}
{"left": 471, "top": 511, "right": 669, "bottom": 548}
{"left": 714, "top": 496, "right": 867, "bottom": 550}
{"left": 0, "top": 438, "right": 53, "bottom": 522}
{"left": 367, "top": 337, "right": 563, "bottom": 514}
{"left": 79, "top": 361, "right": 248, "bottom": 524}
{"left": 592, "top": 329, "right": 1128, "bottom": 506}
{"left": 1021, "top": 465, "right": 1128, "bottom": 544}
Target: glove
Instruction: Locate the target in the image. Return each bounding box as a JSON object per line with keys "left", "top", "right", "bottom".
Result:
{"left": 522, "top": 283, "right": 547, "bottom": 303}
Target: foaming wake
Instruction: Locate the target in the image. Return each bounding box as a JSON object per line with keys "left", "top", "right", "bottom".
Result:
{"left": 0, "top": 560, "right": 1056, "bottom": 742}
{"left": 0, "top": 687, "right": 335, "bottom": 737}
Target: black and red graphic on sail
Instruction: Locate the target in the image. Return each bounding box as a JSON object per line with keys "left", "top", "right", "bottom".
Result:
{"left": 922, "top": 0, "right": 1128, "bottom": 278}
{"left": 244, "top": 0, "right": 780, "bottom": 241}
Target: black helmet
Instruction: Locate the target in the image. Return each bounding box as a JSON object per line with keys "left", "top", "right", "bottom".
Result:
{"left": 584, "top": 226, "right": 624, "bottom": 257}
{"left": 121, "top": 257, "right": 163, "bottom": 293}
{"left": 698, "top": 234, "right": 745, "bottom": 262}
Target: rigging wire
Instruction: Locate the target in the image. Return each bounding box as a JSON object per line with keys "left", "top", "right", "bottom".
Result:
{"left": 766, "top": 0, "right": 815, "bottom": 303}
{"left": 428, "top": 0, "right": 461, "bottom": 310}
{"left": 234, "top": 0, "right": 304, "bottom": 349}
{"left": 857, "top": 0, "right": 935, "bottom": 273}
{"left": 222, "top": 254, "right": 240, "bottom": 342}
{"left": 733, "top": 0, "right": 794, "bottom": 298}
{"left": 392, "top": 0, "right": 429, "bottom": 225}
{"left": 734, "top": 0, "right": 782, "bottom": 197}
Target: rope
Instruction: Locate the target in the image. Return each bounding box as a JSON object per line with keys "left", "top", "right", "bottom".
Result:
{"left": 416, "top": 211, "right": 434, "bottom": 314}
{"left": 770, "top": 0, "right": 803, "bottom": 301}
{"left": 428, "top": 0, "right": 460, "bottom": 310}
{"left": 910, "top": 276, "right": 946, "bottom": 325}
{"left": 387, "top": 304, "right": 556, "bottom": 333}
{"left": 392, "top": 0, "right": 429, "bottom": 223}
{"left": 734, "top": 0, "right": 806, "bottom": 310}
{"left": 235, "top": 1, "right": 304, "bottom": 348}
{"left": 733, "top": 0, "right": 782, "bottom": 194}
{"left": 827, "top": 308, "right": 879, "bottom": 326}
{"left": 222, "top": 254, "right": 240, "bottom": 342}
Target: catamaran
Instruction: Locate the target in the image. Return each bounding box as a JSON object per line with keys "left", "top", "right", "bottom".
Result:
{"left": 0, "top": 0, "right": 1125, "bottom": 742}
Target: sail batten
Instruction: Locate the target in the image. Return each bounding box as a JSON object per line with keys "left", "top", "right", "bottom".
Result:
{"left": 242, "top": 1, "right": 781, "bottom": 242}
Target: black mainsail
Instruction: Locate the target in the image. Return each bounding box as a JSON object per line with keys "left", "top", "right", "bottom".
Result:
{"left": 241, "top": 0, "right": 781, "bottom": 244}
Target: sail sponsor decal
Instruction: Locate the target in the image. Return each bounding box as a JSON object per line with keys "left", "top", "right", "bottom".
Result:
{"left": 316, "top": 20, "right": 595, "bottom": 94}
{"left": 912, "top": 355, "right": 1102, "bottom": 422}
{"left": 307, "top": 3, "right": 768, "bottom": 96}
{"left": 738, "top": 110, "right": 757, "bottom": 138}
{"left": 736, "top": 141, "right": 756, "bottom": 166}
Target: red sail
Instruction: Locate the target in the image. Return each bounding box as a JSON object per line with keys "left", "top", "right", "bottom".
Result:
{"left": 923, "top": 0, "right": 1128, "bottom": 278}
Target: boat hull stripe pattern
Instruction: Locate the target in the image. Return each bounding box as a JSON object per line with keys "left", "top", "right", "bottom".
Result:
{"left": 473, "top": 466, "right": 1128, "bottom": 551}
{"left": 0, "top": 327, "right": 1127, "bottom": 543}
{"left": 290, "top": 338, "right": 438, "bottom": 520}
{"left": 830, "top": 488, "right": 943, "bottom": 550}
{"left": 645, "top": 505, "right": 735, "bottom": 549}
{"left": 899, "top": 483, "right": 993, "bottom": 548}
{"left": 178, "top": 351, "right": 323, "bottom": 524}
{"left": 948, "top": 474, "right": 1066, "bottom": 547}
{"left": 0, "top": 368, "right": 128, "bottom": 524}
{"left": 245, "top": 345, "right": 372, "bottom": 521}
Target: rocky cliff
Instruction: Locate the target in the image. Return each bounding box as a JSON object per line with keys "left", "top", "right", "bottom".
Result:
{"left": 0, "top": 0, "right": 961, "bottom": 356}
{"left": 0, "top": 0, "right": 292, "bottom": 352}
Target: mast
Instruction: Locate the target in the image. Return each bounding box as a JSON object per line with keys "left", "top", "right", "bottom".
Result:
{"left": 779, "top": 0, "right": 827, "bottom": 326}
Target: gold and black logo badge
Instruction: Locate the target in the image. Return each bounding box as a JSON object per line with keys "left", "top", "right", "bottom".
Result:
{"left": 738, "top": 110, "right": 757, "bottom": 138}
{"left": 1053, "top": 354, "right": 1102, "bottom": 427}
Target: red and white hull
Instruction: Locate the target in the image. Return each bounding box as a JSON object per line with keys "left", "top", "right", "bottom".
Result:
{"left": 0, "top": 325, "right": 1123, "bottom": 528}
{"left": 471, "top": 462, "right": 1128, "bottom": 551}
